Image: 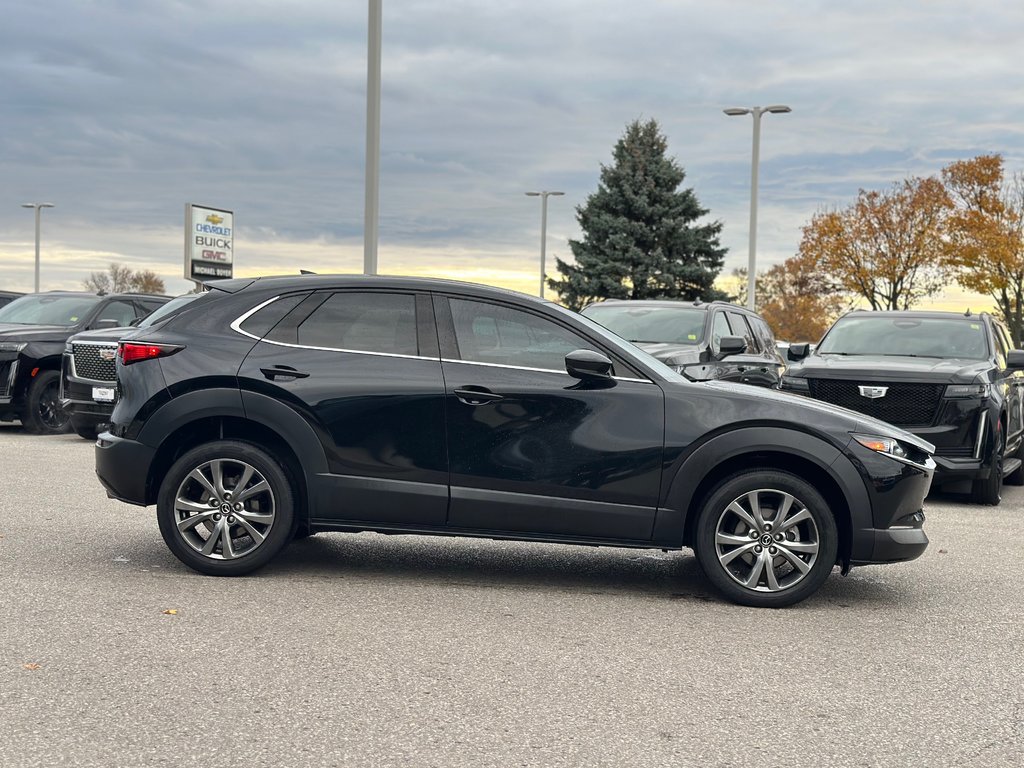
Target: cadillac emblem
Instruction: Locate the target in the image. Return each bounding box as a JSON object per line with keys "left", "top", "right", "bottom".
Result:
{"left": 858, "top": 385, "right": 889, "bottom": 399}
{"left": 99, "top": 347, "right": 118, "bottom": 362}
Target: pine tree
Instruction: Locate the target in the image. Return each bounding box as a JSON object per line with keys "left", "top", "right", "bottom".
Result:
{"left": 549, "top": 119, "right": 728, "bottom": 310}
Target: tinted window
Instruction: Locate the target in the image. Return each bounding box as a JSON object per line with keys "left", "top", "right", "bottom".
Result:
{"left": 992, "top": 322, "right": 1009, "bottom": 368}
{"left": 0, "top": 295, "right": 100, "bottom": 326}
{"left": 710, "top": 311, "right": 732, "bottom": 353}
{"left": 237, "top": 294, "right": 308, "bottom": 338}
{"left": 297, "top": 292, "right": 418, "bottom": 355}
{"left": 580, "top": 304, "right": 707, "bottom": 344}
{"left": 727, "top": 312, "right": 758, "bottom": 353}
{"left": 137, "top": 299, "right": 166, "bottom": 315}
{"left": 451, "top": 299, "right": 596, "bottom": 371}
{"left": 749, "top": 316, "right": 777, "bottom": 356}
{"left": 819, "top": 316, "right": 989, "bottom": 360}
{"left": 95, "top": 300, "right": 138, "bottom": 326}
{"left": 138, "top": 293, "right": 209, "bottom": 329}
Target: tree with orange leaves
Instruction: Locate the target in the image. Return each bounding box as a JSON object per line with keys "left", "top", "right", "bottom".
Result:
{"left": 942, "top": 154, "right": 1024, "bottom": 344}
{"left": 798, "top": 176, "right": 950, "bottom": 311}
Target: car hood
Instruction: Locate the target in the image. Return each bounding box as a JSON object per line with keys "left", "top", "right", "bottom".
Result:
{"left": 634, "top": 342, "right": 704, "bottom": 364}
{"left": 67, "top": 327, "right": 132, "bottom": 344}
{"left": 788, "top": 354, "right": 989, "bottom": 383}
{"left": 700, "top": 378, "right": 936, "bottom": 454}
{"left": 0, "top": 324, "right": 79, "bottom": 345}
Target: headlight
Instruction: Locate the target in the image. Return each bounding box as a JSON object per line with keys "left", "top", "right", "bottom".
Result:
{"left": 0, "top": 342, "right": 26, "bottom": 353}
{"left": 945, "top": 383, "right": 990, "bottom": 398}
{"left": 852, "top": 433, "right": 909, "bottom": 460}
{"left": 780, "top": 375, "right": 809, "bottom": 392}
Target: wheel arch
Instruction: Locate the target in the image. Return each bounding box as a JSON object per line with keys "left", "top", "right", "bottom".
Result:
{"left": 657, "top": 427, "right": 869, "bottom": 571}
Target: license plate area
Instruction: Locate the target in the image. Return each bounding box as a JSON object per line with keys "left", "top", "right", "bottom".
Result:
{"left": 92, "top": 387, "right": 115, "bottom": 403}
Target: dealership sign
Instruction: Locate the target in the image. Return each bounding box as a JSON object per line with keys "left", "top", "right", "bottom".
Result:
{"left": 185, "top": 204, "right": 233, "bottom": 283}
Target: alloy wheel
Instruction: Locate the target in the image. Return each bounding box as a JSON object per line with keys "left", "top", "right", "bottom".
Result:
{"left": 714, "top": 488, "right": 820, "bottom": 593}
{"left": 172, "top": 458, "right": 276, "bottom": 560}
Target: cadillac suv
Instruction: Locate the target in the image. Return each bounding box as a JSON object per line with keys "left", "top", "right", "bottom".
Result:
{"left": 96, "top": 276, "right": 935, "bottom": 607}
{"left": 782, "top": 310, "right": 1024, "bottom": 505}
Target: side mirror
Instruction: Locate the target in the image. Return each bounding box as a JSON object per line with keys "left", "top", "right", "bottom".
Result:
{"left": 717, "top": 335, "right": 747, "bottom": 358}
{"left": 1007, "top": 350, "right": 1024, "bottom": 370}
{"left": 565, "top": 349, "right": 613, "bottom": 380}
{"left": 788, "top": 342, "right": 811, "bottom": 361}
{"left": 93, "top": 319, "right": 120, "bottom": 330}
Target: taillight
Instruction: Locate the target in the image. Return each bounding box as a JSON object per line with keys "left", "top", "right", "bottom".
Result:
{"left": 118, "top": 342, "right": 183, "bottom": 365}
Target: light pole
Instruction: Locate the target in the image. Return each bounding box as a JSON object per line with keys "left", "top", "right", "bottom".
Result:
{"left": 364, "top": 0, "right": 382, "bottom": 275}
{"left": 21, "top": 203, "right": 55, "bottom": 293}
{"left": 723, "top": 105, "right": 791, "bottom": 310}
{"left": 525, "top": 191, "right": 564, "bottom": 298}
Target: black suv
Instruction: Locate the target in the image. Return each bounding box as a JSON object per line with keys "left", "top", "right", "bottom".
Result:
{"left": 96, "top": 275, "right": 935, "bottom": 607}
{"left": 581, "top": 300, "right": 786, "bottom": 387}
{"left": 0, "top": 291, "right": 171, "bottom": 434}
{"left": 782, "top": 310, "right": 1024, "bottom": 505}
{"left": 61, "top": 294, "right": 201, "bottom": 440}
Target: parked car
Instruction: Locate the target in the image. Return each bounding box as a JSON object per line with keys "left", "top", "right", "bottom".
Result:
{"left": 782, "top": 310, "right": 1024, "bottom": 505}
{"left": 61, "top": 294, "right": 202, "bottom": 439}
{"left": 580, "top": 299, "right": 786, "bottom": 387}
{"left": 95, "top": 275, "right": 934, "bottom": 607}
{"left": 0, "top": 290, "right": 23, "bottom": 310}
{"left": 0, "top": 291, "right": 171, "bottom": 434}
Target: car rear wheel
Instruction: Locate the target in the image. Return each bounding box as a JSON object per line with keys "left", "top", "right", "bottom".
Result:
{"left": 156, "top": 440, "right": 295, "bottom": 575}
{"left": 694, "top": 470, "right": 838, "bottom": 608}
{"left": 23, "top": 369, "right": 71, "bottom": 435}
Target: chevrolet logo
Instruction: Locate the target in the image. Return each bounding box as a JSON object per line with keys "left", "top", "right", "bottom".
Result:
{"left": 206, "top": 214, "right": 224, "bottom": 225}
{"left": 858, "top": 385, "right": 889, "bottom": 399}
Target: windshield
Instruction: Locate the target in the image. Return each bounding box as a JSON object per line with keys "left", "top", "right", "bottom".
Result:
{"left": 0, "top": 294, "right": 100, "bottom": 326}
{"left": 137, "top": 293, "right": 207, "bottom": 328}
{"left": 581, "top": 304, "right": 707, "bottom": 344}
{"left": 818, "top": 315, "right": 990, "bottom": 360}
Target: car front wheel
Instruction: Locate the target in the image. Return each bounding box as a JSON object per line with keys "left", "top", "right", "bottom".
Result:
{"left": 156, "top": 440, "right": 295, "bottom": 575}
{"left": 23, "top": 369, "right": 71, "bottom": 435}
{"left": 694, "top": 470, "right": 838, "bottom": 608}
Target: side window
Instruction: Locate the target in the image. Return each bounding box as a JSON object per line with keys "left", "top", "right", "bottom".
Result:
{"left": 727, "top": 311, "right": 758, "bottom": 353}
{"left": 997, "top": 323, "right": 1016, "bottom": 353}
{"left": 296, "top": 292, "right": 418, "bottom": 356}
{"left": 95, "top": 300, "right": 138, "bottom": 327}
{"left": 750, "top": 316, "right": 777, "bottom": 357}
{"left": 992, "top": 323, "right": 1009, "bottom": 368}
{"left": 449, "top": 298, "right": 596, "bottom": 372}
{"left": 137, "top": 299, "right": 165, "bottom": 317}
{"left": 710, "top": 312, "right": 731, "bottom": 354}
{"left": 238, "top": 293, "right": 309, "bottom": 339}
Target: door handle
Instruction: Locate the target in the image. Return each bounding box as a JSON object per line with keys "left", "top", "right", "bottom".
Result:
{"left": 261, "top": 366, "right": 310, "bottom": 381}
{"left": 454, "top": 387, "right": 504, "bottom": 405}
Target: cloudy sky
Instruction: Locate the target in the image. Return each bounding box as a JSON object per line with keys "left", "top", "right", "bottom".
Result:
{"left": 2, "top": 0, "right": 1023, "bottom": 306}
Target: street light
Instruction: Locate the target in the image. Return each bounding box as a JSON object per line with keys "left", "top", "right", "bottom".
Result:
{"left": 723, "top": 105, "right": 791, "bottom": 310}
{"left": 525, "top": 191, "right": 564, "bottom": 298}
{"left": 21, "top": 203, "right": 55, "bottom": 293}
{"left": 364, "top": 0, "right": 382, "bottom": 275}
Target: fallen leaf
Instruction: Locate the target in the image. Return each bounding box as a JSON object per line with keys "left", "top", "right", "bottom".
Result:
{"left": 938, "top": 549, "right": 948, "bottom": 554}
{"left": 23, "top": 663, "right": 41, "bottom": 671}
{"left": 161, "top": 609, "right": 178, "bottom": 615}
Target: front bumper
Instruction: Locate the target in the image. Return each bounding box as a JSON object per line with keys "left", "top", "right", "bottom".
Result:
{"left": 852, "top": 512, "right": 929, "bottom": 565}
{"left": 95, "top": 431, "right": 155, "bottom": 506}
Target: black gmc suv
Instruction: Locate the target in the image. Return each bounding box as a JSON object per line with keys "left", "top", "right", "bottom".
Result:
{"left": 0, "top": 291, "right": 171, "bottom": 434}
{"left": 782, "top": 310, "right": 1024, "bottom": 505}
{"left": 95, "top": 275, "right": 935, "bottom": 607}
{"left": 581, "top": 299, "right": 786, "bottom": 387}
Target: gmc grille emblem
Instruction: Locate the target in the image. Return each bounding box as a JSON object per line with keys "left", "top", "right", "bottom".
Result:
{"left": 98, "top": 348, "right": 117, "bottom": 362}
{"left": 858, "top": 385, "right": 889, "bottom": 399}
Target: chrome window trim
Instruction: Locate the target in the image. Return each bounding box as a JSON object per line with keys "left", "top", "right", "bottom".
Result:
{"left": 441, "top": 357, "right": 654, "bottom": 384}
{"left": 250, "top": 337, "right": 435, "bottom": 361}
{"left": 230, "top": 295, "right": 282, "bottom": 341}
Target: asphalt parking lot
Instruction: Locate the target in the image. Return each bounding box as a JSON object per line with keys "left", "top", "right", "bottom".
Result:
{"left": 1, "top": 424, "right": 1022, "bottom": 768}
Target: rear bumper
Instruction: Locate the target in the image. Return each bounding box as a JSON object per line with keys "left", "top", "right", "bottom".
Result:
{"left": 95, "top": 432, "right": 155, "bottom": 506}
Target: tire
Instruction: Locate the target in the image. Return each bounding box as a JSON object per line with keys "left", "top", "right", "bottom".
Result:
{"left": 693, "top": 470, "right": 839, "bottom": 608}
{"left": 971, "top": 420, "right": 1003, "bottom": 505}
{"left": 23, "top": 370, "right": 72, "bottom": 435}
{"left": 156, "top": 440, "right": 295, "bottom": 576}
{"left": 72, "top": 420, "right": 100, "bottom": 441}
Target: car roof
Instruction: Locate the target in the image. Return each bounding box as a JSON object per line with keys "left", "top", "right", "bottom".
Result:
{"left": 582, "top": 299, "right": 751, "bottom": 313}
{"left": 19, "top": 291, "right": 173, "bottom": 299}
{"left": 839, "top": 309, "right": 989, "bottom": 322}
{"left": 209, "top": 274, "right": 551, "bottom": 305}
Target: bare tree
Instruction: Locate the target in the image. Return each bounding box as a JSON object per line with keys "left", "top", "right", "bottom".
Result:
{"left": 84, "top": 264, "right": 165, "bottom": 294}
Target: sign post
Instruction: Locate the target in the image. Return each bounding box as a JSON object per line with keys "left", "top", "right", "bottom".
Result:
{"left": 185, "top": 204, "right": 234, "bottom": 287}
